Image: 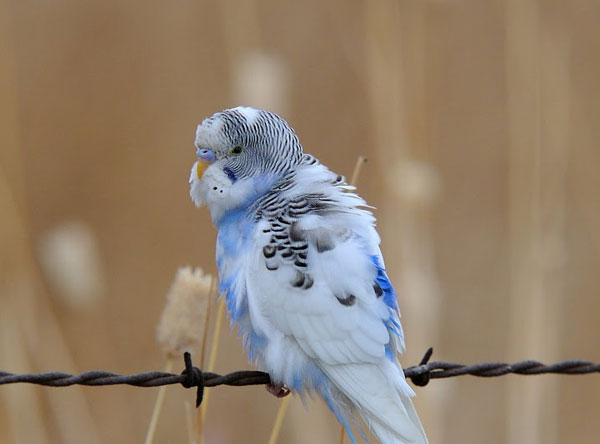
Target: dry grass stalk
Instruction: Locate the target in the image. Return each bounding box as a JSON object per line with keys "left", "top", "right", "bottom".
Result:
{"left": 338, "top": 422, "right": 346, "bottom": 444}
{"left": 365, "top": 2, "right": 444, "bottom": 442}
{"left": 267, "top": 397, "right": 290, "bottom": 444}
{"left": 147, "top": 267, "right": 214, "bottom": 444}
{"left": 194, "top": 279, "right": 217, "bottom": 442}
{"left": 184, "top": 401, "right": 196, "bottom": 444}
{"left": 0, "top": 9, "right": 47, "bottom": 441}
{"left": 0, "top": 168, "right": 104, "bottom": 444}
{"left": 198, "top": 294, "right": 227, "bottom": 443}
{"left": 349, "top": 156, "right": 368, "bottom": 187}
{"left": 200, "top": 278, "right": 217, "bottom": 368}
{"left": 1, "top": 4, "right": 103, "bottom": 437}
{"left": 0, "top": 287, "right": 49, "bottom": 443}
{"left": 506, "top": 2, "right": 570, "bottom": 442}
{"left": 144, "top": 359, "right": 175, "bottom": 444}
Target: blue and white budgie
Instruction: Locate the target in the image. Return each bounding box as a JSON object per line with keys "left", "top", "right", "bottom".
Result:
{"left": 189, "top": 107, "right": 428, "bottom": 444}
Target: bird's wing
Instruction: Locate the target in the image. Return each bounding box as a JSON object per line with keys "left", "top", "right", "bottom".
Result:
{"left": 246, "top": 198, "right": 427, "bottom": 443}
{"left": 262, "top": 218, "right": 401, "bottom": 365}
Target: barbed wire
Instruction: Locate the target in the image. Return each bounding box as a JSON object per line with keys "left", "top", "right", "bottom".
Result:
{"left": 1, "top": 348, "right": 598, "bottom": 407}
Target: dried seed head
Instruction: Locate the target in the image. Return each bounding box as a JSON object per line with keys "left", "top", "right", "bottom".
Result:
{"left": 156, "top": 267, "right": 213, "bottom": 358}
{"left": 38, "top": 221, "right": 104, "bottom": 312}
{"left": 233, "top": 51, "right": 288, "bottom": 115}
{"left": 391, "top": 160, "right": 441, "bottom": 207}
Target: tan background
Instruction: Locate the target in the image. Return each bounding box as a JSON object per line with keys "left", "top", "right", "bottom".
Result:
{"left": 1, "top": 0, "right": 599, "bottom": 443}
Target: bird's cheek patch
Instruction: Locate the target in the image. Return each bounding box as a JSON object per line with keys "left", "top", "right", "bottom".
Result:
{"left": 223, "top": 167, "right": 237, "bottom": 183}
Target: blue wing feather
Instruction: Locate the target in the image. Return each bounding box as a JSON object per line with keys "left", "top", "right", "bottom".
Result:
{"left": 371, "top": 255, "right": 405, "bottom": 355}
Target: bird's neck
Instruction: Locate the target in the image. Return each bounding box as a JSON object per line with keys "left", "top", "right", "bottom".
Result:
{"left": 212, "top": 172, "right": 287, "bottom": 227}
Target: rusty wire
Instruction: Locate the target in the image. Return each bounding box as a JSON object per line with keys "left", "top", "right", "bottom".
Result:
{"left": 1, "top": 348, "right": 598, "bottom": 407}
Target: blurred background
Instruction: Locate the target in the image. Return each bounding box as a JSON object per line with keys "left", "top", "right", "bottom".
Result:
{"left": 1, "top": 0, "right": 599, "bottom": 443}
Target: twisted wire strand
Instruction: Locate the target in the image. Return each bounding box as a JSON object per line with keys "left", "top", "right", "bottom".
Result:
{"left": 1, "top": 349, "right": 598, "bottom": 405}
{"left": 0, "top": 370, "right": 272, "bottom": 388}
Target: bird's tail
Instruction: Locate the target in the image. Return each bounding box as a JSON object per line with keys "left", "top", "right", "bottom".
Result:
{"left": 323, "top": 362, "right": 428, "bottom": 444}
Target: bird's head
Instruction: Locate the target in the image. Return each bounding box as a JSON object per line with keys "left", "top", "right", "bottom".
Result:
{"left": 190, "top": 106, "right": 303, "bottom": 224}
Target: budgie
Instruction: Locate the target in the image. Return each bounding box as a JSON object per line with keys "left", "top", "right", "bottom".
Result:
{"left": 189, "top": 106, "right": 428, "bottom": 444}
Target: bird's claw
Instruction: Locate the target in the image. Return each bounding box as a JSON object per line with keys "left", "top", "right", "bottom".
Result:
{"left": 265, "top": 382, "right": 291, "bottom": 398}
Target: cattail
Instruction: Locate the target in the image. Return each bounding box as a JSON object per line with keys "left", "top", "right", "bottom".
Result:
{"left": 146, "top": 267, "right": 214, "bottom": 444}
{"left": 156, "top": 267, "right": 213, "bottom": 359}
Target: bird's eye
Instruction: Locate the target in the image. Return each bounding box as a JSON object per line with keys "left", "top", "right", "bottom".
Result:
{"left": 230, "top": 146, "right": 244, "bottom": 155}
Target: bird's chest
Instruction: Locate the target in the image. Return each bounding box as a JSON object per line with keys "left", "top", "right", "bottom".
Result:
{"left": 217, "top": 215, "right": 288, "bottom": 320}
{"left": 216, "top": 215, "right": 279, "bottom": 357}
{"left": 216, "top": 209, "right": 254, "bottom": 259}
{"left": 215, "top": 211, "right": 256, "bottom": 307}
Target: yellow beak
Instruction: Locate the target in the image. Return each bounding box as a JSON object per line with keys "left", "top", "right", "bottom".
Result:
{"left": 196, "top": 161, "right": 209, "bottom": 179}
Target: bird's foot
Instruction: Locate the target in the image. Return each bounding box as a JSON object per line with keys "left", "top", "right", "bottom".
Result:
{"left": 265, "top": 382, "right": 291, "bottom": 398}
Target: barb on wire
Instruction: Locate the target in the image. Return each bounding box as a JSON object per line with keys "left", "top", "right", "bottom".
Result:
{"left": 404, "top": 347, "right": 600, "bottom": 386}
{"left": 1, "top": 349, "right": 598, "bottom": 407}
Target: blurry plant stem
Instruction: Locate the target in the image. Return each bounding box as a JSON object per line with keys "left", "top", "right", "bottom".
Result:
{"left": 0, "top": 11, "right": 46, "bottom": 436}
{"left": 147, "top": 274, "right": 215, "bottom": 444}
{"left": 144, "top": 358, "right": 175, "bottom": 444}
{"left": 338, "top": 424, "right": 345, "bottom": 444}
{"left": 190, "top": 275, "right": 216, "bottom": 443}
{"left": 194, "top": 278, "right": 217, "bottom": 443}
{"left": 0, "top": 166, "right": 103, "bottom": 444}
{"left": 197, "top": 295, "right": 226, "bottom": 444}
{"left": 267, "top": 397, "right": 290, "bottom": 444}
{"left": 349, "top": 156, "right": 368, "bottom": 187}
{"left": 0, "top": 296, "right": 49, "bottom": 443}
{"left": 199, "top": 277, "right": 216, "bottom": 369}
{"left": 184, "top": 401, "right": 196, "bottom": 444}
{"left": 506, "top": 2, "right": 569, "bottom": 443}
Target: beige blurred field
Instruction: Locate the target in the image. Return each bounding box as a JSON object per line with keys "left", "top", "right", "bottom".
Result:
{"left": 1, "top": 1, "right": 600, "bottom": 443}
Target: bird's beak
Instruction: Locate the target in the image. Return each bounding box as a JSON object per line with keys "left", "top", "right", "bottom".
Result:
{"left": 196, "top": 161, "right": 209, "bottom": 179}
{"left": 195, "top": 148, "right": 215, "bottom": 179}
